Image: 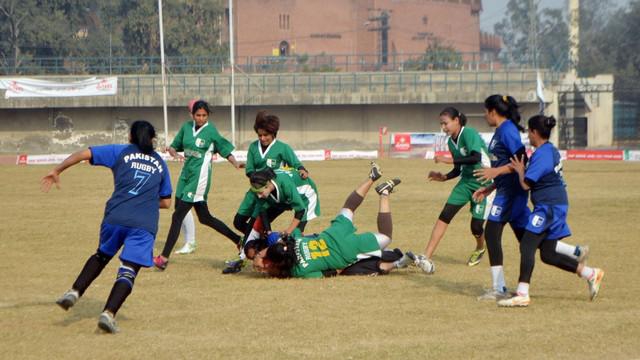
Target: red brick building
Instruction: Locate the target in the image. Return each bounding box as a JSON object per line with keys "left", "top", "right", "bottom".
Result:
{"left": 229, "top": 0, "right": 495, "bottom": 70}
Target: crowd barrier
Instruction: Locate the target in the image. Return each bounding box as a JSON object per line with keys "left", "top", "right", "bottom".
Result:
{"left": 13, "top": 149, "right": 640, "bottom": 165}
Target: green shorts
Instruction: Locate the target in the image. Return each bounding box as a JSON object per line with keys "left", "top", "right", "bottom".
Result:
{"left": 322, "top": 215, "right": 381, "bottom": 265}
{"left": 446, "top": 179, "right": 490, "bottom": 220}
{"left": 175, "top": 171, "right": 212, "bottom": 203}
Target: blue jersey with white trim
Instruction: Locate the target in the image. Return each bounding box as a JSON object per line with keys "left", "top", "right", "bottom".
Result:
{"left": 525, "top": 142, "right": 568, "bottom": 206}
{"left": 489, "top": 120, "right": 526, "bottom": 193}
{"left": 90, "top": 144, "right": 172, "bottom": 234}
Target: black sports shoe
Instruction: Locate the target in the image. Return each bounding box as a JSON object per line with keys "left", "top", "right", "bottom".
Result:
{"left": 222, "top": 259, "right": 246, "bottom": 274}
{"left": 369, "top": 161, "right": 382, "bottom": 181}
{"left": 375, "top": 178, "right": 401, "bottom": 195}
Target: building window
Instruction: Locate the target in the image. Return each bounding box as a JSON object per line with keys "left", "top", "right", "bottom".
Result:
{"left": 279, "top": 41, "right": 290, "bottom": 56}
{"left": 422, "top": 16, "right": 428, "bottom": 25}
{"left": 279, "top": 14, "right": 290, "bottom": 30}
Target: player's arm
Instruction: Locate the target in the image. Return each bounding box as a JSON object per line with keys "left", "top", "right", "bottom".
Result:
{"left": 159, "top": 198, "right": 172, "bottom": 208}
{"left": 41, "top": 149, "right": 92, "bottom": 192}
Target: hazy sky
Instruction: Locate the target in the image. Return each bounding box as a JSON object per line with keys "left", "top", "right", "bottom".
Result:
{"left": 480, "top": 0, "right": 631, "bottom": 32}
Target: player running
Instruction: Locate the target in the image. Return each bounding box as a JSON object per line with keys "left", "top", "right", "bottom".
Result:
{"left": 43, "top": 120, "right": 172, "bottom": 333}
{"left": 414, "top": 107, "right": 493, "bottom": 274}
{"left": 497, "top": 115, "right": 604, "bottom": 307}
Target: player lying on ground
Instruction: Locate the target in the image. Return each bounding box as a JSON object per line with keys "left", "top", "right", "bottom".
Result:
{"left": 251, "top": 166, "right": 414, "bottom": 278}
{"left": 497, "top": 115, "right": 604, "bottom": 307}
{"left": 42, "top": 120, "right": 172, "bottom": 333}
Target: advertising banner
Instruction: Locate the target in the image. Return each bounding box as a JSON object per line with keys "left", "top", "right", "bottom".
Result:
{"left": 1, "top": 77, "right": 117, "bottom": 98}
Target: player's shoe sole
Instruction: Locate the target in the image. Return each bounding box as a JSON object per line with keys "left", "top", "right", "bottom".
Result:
{"left": 588, "top": 268, "right": 604, "bottom": 301}
{"left": 375, "top": 178, "right": 401, "bottom": 195}
{"left": 497, "top": 294, "right": 530, "bottom": 307}
{"left": 369, "top": 161, "right": 382, "bottom": 181}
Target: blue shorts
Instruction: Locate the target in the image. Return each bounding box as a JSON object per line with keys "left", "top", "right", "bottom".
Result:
{"left": 525, "top": 204, "right": 572, "bottom": 240}
{"left": 99, "top": 222, "right": 155, "bottom": 267}
{"left": 487, "top": 191, "right": 530, "bottom": 229}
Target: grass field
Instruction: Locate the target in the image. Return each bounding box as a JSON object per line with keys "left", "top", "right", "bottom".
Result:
{"left": 1, "top": 159, "right": 639, "bottom": 359}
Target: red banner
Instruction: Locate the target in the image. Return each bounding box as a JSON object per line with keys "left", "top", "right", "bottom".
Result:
{"left": 393, "top": 133, "right": 411, "bottom": 151}
{"left": 566, "top": 150, "right": 624, "bottom": 161}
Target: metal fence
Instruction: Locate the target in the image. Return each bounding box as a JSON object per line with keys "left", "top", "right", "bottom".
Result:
{"left": 1, "top": 52, "right": 513, "bottom": 76}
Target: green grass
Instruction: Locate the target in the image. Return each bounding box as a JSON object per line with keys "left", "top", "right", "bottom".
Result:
{"left": 1, "top": 159, "right": 639, "bottom": 359}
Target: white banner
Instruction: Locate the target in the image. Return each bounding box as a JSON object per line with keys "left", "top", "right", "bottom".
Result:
{"left": 0, "top": 77, "right": 117, "bottom": 98}
{"left": 330, "top": 150, "right": 378, "bottom": 160}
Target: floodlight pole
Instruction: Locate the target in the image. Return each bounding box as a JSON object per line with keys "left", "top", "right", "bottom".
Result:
{"left": 229, "top": 0, "right": 237, "bottom": 146}
{"left": 158, "top": 0, "right": 169, "bottom": 148}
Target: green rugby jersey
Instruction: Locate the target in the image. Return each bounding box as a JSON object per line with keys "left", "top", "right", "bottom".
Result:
{"left": 447, "top": 126, "right": 490, "bottom": 180}
{"left": 252, "top": 170, "right": 320, "bottom": 221}
{"left": 171, "top": 120, "right": 234, "bottom": 202}
{"left": 245, "top": 139, "right": 303, "bottom": 175}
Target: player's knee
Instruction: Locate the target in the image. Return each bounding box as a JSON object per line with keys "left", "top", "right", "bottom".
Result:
{"left": 116, "top": 263, "right": 139, "bottom": 289}
{"left": 438, "top": 204, "right": 460, "bottom": 224}
{"left": 233, "top": 213, "right": 250, "bottom": 232}
{"left": 94, "top": 250, "right": 113, "bottom": 266}
{"left": 470, "top": 219, "right": 484, "bottom": 237}
{"left": 375, "top": 233, "right": 391, "bottom": 249}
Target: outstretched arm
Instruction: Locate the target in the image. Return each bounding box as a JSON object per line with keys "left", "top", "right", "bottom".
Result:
{"left": 41, "top": 149, "right": 92, "bottom": 192}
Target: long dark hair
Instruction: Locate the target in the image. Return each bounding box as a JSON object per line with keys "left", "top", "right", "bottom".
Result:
{"left": 484, "top": 94, "right": 524, "bottom": 131}
{"left": 250, "top": 167, "right": 277, "bottom": 187}
{"left": 263, "top": 237, "right": 297, "bottom": 278}
{"left": 254, "top": 110, "right": 280, "bottom": 137}
{"left": 191, "top": 100, "right": 211, "bottom": 115}
{"left": 129, "top": 120, "right": 156, "bottom": 154}
{"left": 440, "top": 107, "right": 467, "bottom": 126}
{"left": 528, "top": 115, "right": 556, "bottom": 140}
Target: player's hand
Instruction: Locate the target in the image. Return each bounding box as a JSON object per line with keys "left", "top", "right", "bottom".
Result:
{"left": 509, "top": 155, "right": 525, "bottom": 176}
{"left": 427, "top": 171, "right": 446, "bottom": 182}
{"left": 434, "top": 155, "right": 453, "bottom": 164}
{"left": 474, "top": 167, "right": 500, "bottom": 182}
{"left": 41, "top": 171, "right": 61, "bottom": 192}
{"left": 236, "top": 162, "right": 246, "bottom": 169}
{"left": 472, "top": 186, "right": 492, "bottom": 202}
{"left": 298, "top": 169, "right": 309, "bottom": 179}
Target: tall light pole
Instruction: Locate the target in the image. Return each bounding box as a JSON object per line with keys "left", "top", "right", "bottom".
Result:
{"left": 569, "top": 0, "right": 580, "bottom": 77}
{"left": 229, "top": 0, "right": 236, "bottom": 146}
{"left": 158, "top": 0, "right": 169, "bottom": 147}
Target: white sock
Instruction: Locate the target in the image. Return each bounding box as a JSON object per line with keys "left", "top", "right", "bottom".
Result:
{"left": 555, "top": 241, "right": 577, "bottom": 260}
{"left": 516, "top": 282, "right": 530, "bottom": 296}
{"left": 180, "top": 211, "right": 196, "bottom": 244}
{"left": 491, "top": 266, "right": 506, "bottom": 292}
{"left": 580, "top": 265, "right": 595, "bottom": 280}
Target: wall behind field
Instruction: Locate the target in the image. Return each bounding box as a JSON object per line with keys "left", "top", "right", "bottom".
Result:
{"left": 0, "top": 104, "right": 540, "bottom": 154}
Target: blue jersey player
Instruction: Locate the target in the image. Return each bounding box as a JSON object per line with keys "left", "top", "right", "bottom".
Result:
{"left": 497, "top": 115, "right": 604, "bottom": 307}
{"left": 41, "top": 120, "right": 172, "bottom": 333}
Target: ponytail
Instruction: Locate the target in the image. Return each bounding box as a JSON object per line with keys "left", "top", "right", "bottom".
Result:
{"left": 439, "top": 107, "right": 467, "bottom": 126}
{"left": 484, "top": 94, "right": 524, "bottom": 131}
{"left": 527, "top": 115, "right": 556, "bottom": 139}
{"left": 129, "top": 120, "right": 156, "bottom": 154}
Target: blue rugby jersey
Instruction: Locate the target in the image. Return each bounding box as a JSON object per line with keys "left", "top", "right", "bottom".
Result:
{"left": 525, "top": 142, "right": 568, "bottom": 206}
{"left": 488, "top": 120, "right": 526, "bottom": 193}
{"left": 90, "top": 144, "right": 172, "bottom": 234}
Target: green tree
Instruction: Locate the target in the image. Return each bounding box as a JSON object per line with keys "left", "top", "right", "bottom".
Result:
{"left": 404, "top": 39, "right": 462, "bottom": 71}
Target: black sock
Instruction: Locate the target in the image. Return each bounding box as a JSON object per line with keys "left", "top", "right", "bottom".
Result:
{"left": 103, "top": 263, "right": 139, "bottom": 316}
{"left": 72, "top": 251, "right": 112, "bottom": 297}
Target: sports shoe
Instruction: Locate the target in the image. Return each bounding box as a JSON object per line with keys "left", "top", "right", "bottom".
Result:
{"left": 175, "top": 242, "right": 197, "bottom": 255}
{"left": 56, "top": 289, "right": 79, "bottom": 311}
{"left": 97, "top": 311, "right": 119, "bottom": 334}
{"left": 477, "top": 287, "right": 509, "bottom": 301}
{"left": 369, "top": 161, "right": 382, "bottom": 181}
{"left": 375, "top": 178, "right": 401, "bottom": 195}
{"left": 467, "top": 248, "right": 486, "bottom": 267}
{"left": 222, "top": 259, "right": 246, "bottom": 274}
{"left": 153, "top": 255, "right": 168, "bottom": 271}
{"left": 576, "top": 245, "right": 589, "bottom": 264}
{"left": 414, "top": 254, "right": 435, "bottom": 274}
{"left": 588, "top": 268, "right": 604, "bottom": 301}
{"left": 394, "top": 251, "right": 414, "bottom": 269}
{"left": 497, "top": 293, "right": 531, "bottom": 307}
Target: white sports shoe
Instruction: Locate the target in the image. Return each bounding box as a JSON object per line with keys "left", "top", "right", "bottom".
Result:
{"left": 414, "top": 254, "right": 435, "bottom": 274}
{"left": 588, "top": 268, "right": 604, "bottom": 301}
{"left": 97, "top": 311, "right": 119, "bottom": 334}
{"left": 497, "top": 293, "right": 530, "bottom": 307}
{"left": 175, "top": 242, "right": 197, "bottom": 255}
{"left": 394, "top": 251, "right": 415, "bottom": 269}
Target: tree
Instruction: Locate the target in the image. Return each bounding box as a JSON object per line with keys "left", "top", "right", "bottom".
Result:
{"left": 0, "top": 0, "right": 35, "bottom": 73}
{"left": 494, "top": 0, "right": 569, "bottom": 70}
{"left": 403, "top": 38, "right": 462, "bottom": 71}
